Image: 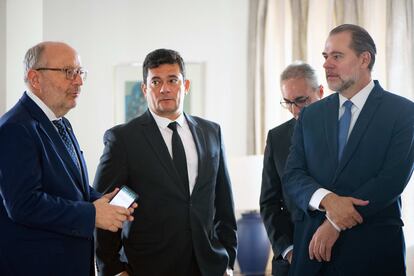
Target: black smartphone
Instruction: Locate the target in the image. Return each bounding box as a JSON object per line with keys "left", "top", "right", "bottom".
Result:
{"left": 109, "top": 185, "right": 139, "bottom": 208}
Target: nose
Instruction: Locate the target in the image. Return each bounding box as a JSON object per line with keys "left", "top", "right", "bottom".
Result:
{"left": 160, "top": 82, "right": 170, "bottom": 94}
{"left": 290, "top": 104, "right": 301, "bottom": 118}
{"left": 73, "top": 73, "right": 83, "bottom": 86}
{"left": 323, "top": 58, "right": 333, "bottom": 70}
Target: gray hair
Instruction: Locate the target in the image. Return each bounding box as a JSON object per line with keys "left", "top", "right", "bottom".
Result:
{"left": 23, "top": 43, "right": 46, "bottom": 83}
{"left": 280, "top": 61, "right": 319, "bottom": 90}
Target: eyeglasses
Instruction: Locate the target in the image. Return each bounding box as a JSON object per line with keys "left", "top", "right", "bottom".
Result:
{"left": 34, "top": 67, "right": 87, "bottom": 81}
{"left": 280, "top": 96, "right": 310, "bottom": 109}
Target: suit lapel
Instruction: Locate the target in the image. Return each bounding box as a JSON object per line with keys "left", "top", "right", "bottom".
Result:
{"left": 335, "top": 86, "right": 383, "bottom": 177}
{"left": 185, "top": 114, "right": 206, "bottom": 195}
{"left": 287, "top": 118, "right": 296, "bottom": 139}
{"left": 140, "top": 111, "right": 187, "bottom": 195}
{"left": 63, "top": 117, "right": 88, "bottom": 195}
{"left": 20, "top": 94, "right": 86, "bottom": 195}
{"left": 324, "top": 94, "right": 340, "bottom": 168}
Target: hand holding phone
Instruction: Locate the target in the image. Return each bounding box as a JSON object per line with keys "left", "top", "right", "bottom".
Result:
{"left": 109, "top": 185, "right": 139, "bottom": 208}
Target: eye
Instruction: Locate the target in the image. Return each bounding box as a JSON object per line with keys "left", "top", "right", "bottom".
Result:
{"left": 169, "top": 78, "right": 179, "bottom": 84}
{"left": 295, "top": 97, "right": 308, "bottom": 104}
{"left": 151, "top": 79, "right": 161, "bottom": 86}
{"left": 333, "top": 54, "right": 342, "bottom": 60}
{"left": 66, "top": 68, "right": 75, "bottom": 75}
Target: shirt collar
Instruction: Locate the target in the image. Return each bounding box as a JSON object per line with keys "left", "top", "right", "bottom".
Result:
{"left": 149, "top": 109, "right": 187, "bottom": 129}
{"left": 338, "top": 80, "right": 374, "bottom": 110}
{"left": 26, "top": 90, "right": 60, "bottom": 121}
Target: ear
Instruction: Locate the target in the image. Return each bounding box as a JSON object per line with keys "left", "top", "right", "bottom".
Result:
{"left": 184, "top": 79, "right": 190, "bottom": 95}
{"left": 27, "top": 69, "right": 40, "bottom": 89}
{"left": 141, "top": 82, "right": 147, "bottom": 97}
{"left": 360, "top": 51, "right": 371, "bottom": 69}
{"left": 318, "top": 85, "right": 324, "bottom": 99}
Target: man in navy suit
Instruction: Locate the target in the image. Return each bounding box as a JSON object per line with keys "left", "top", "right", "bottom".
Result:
{"left": 94, "top": 49, "right": 237, "bottom": 276}
{"left": 260, "top": 62, "right": 323, "bottom": 276}
{"left": 0, "top": 41, "right": 135, "bottom": 276}
{"left": 283, "top": 24, "right": 414, "bottom": 276}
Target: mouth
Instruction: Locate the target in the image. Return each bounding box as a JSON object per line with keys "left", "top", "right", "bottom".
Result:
{"left": 326, "top": 74, "right": 339, "bottom": 80}
{"left": 159, "top": 98, "right": 174, "bottom": 102}
{"left": 70, "top": 90, "right": 80, "bottom": 98}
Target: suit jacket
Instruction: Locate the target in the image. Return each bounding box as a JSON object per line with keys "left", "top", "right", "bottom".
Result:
{"left": 283, "top": 81, "right": 414, "bottom": 276}
{"left": 94, "top": 110, "right": 237, "bottom": 276}
{"left": 260, "top": 118, "right": 296, "bottom": 276}
{"left": 0, "top": 93, "right": 101, "bottom": 276}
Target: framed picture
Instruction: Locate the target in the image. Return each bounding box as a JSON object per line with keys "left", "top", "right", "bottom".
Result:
{"left": 114, "top": 62, "right": 205, "bottom": 123}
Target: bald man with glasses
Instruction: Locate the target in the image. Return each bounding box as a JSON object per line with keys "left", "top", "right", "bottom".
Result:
{"left": 260, "top": 62, "right": 323, "bottom": 276}
{"left": 0, "top": 41, "right": 135, "bottom": 276}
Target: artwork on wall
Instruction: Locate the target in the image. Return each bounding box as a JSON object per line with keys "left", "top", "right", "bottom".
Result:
{"left": 114, "top": 62, "right": 205, "bottom": 124}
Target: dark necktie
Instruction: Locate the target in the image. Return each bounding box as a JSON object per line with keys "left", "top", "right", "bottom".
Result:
{"left": 52, "top": 119, "right": 80, "bottom": 170}
{"left": 168, "top": 122, "right": 189, "bottom": 191}
{"left": 338, "top": 100, "right": 353, "bottom": 160}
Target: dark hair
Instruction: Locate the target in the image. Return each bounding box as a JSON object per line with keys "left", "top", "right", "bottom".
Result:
{"left": 329, "top": 24, "right": 376, "bottom": 71}
{"left": 280, "top": 61, "right": 319, "bottom": 90}
{"left": 142, "top": 49, "right": 185, "bottom": 84}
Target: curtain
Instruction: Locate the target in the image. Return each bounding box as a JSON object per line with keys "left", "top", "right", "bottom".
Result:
{"left": 248, "top": 0, "right": 297, "bottom": 154}
{"left": 291, "top": 0, "right": 309, "bottom": 61}
{"left": 247, "top": 0, "right": 268, "bottom": 154}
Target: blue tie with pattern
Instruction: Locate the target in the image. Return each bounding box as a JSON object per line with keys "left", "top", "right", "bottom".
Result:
{"left": 52, "top": 119, "right": 80, "bottom": 170}
{"left": 338, "top": 100, "right": 353, "bottom": 160}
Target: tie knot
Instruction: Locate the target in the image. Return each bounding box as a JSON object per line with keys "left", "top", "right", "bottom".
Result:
{"left": 52, "top": 119, "right": 65, "bottom": 130}
{"left": 168, "top": 121, "right": 178, "bottom": 132}
{"left": 343, "top": 100, "right": 353, "bottom": 110}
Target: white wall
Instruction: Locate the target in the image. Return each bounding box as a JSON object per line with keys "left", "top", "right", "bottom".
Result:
{"left": 5, "top": 0, "right": 43, "bottom": 110}
{"left": 0, "top": 0, "right": 5, "bottom": 114}
{"left": 41, "top": 0, "right": 249, "bottom": 180}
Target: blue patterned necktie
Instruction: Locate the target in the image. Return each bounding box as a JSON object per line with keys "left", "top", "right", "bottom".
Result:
{"left": 52, "top": 119, "right": 80, "bottom": 170}
{"left": 338, "top": 100, "right": 353, "bottom": 160}
{"left": 168, "top": 122, "right": 189, "bottom": 192}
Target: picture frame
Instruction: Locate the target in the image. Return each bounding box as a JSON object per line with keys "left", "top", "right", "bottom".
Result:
{"left": 114, "top": 62, "right": 205, "bottom": 124}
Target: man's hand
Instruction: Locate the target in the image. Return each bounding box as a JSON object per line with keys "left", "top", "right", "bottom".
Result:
{"left": 93, "top": 188, "right": 137, "bottom": 232}
{"left": 286, "top": 250, "right": 293, "bottom": 264}
{"left": 320, "top": 193, "right": 368, "bottom": 230}
{"left": 115, "top": 271, "right": 129, "bottom": 276}
{"left": 309, "top": 219, "right": 340, "bottom": 262}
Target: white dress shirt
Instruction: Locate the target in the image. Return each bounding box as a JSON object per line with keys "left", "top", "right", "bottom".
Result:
{"left": 150, "top": 110, "right": 198, "bottom": 194}
{"left": 309, "top": 80, "right": 375, "bottom": 212}
{"left": 26, "top": 90, "right": 60, "bottom": 121}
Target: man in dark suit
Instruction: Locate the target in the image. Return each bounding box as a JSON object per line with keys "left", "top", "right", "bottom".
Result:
{"left": 260, "top": 62, "right": 323, "bottom": 276}
{"left": 283, "top": 24, "right": 414, "bottom": 276}
{"left": 94, "top": 48, "right": 237, "bottom": 276}
{"left": 0, "top": 42, "right": 135, "bottom": 276}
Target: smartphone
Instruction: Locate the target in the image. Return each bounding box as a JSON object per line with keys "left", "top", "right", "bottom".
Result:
{"left": 109, "top": 185, "right": 139, "bottom": 208}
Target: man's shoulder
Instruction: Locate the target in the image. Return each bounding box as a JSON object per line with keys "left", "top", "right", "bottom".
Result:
{"left": 106, "top": 112, "right": 149, "bottom": 135}
{"left": 299, "top": 93, "right": 337, "bottom": 120}
{"left": 0, "top": 100, "right": 32, "bottom": 128}
{"left": 311, "top": 93, "right": 337, "bottom": 108}
{"left": 381, "top": 90, "right": 414, "bottom": 110}
{"left": 186, "top": 114, "right": 220, "bottom": 131}
{"left": 268, "top": 118, "right": 295, "bottom": 137}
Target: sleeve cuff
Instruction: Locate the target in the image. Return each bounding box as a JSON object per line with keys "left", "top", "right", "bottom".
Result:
{"left": 309, "top": 189, "right": 332, "bottom": 211}
{"left": 281, "top": 245, "right": 293, "bottom": 259}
